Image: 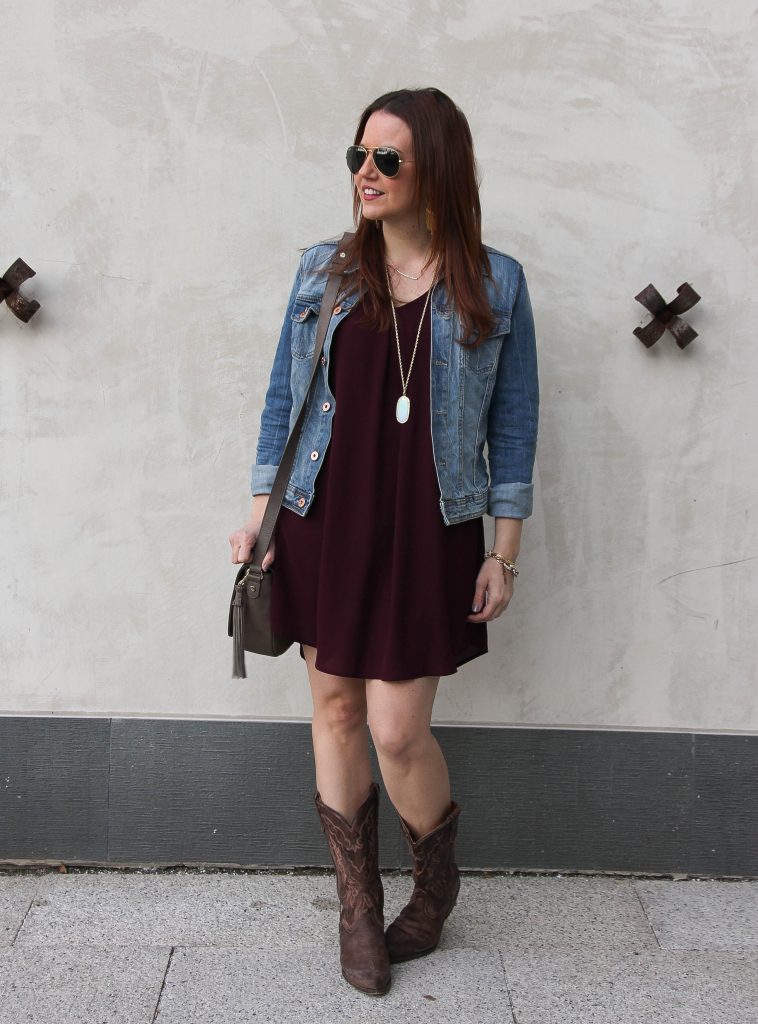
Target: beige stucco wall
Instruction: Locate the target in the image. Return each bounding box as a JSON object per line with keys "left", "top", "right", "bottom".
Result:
{"left": 1, "top": 0, "right": 756, "bottom": 730}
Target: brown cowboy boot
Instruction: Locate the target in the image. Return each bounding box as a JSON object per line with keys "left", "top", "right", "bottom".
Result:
{"left": 384, "top": 800, "right": 462, "bottom": 963}
{"left": 314, "top": 781, "right": 391, "bottom": 996}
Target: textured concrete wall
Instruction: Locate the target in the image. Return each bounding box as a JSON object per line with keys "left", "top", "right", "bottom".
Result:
{"left": 1, "top": 1, "right": 756, "bottom": 730}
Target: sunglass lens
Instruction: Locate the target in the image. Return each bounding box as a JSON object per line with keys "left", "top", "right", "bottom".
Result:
{"left": 373, "top": 148, "right": 400, "bottom": 177}
{"left": 346, "top": 146, "right": 367, "bottom": 174}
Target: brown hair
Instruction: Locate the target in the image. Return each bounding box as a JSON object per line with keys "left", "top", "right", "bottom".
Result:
{"left": 339, "top": 87, "right": 494, "bottom": 347}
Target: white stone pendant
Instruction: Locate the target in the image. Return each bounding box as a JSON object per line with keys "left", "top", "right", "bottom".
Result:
{"left": 396, "top": 395, "right": 411, "bottom": 423}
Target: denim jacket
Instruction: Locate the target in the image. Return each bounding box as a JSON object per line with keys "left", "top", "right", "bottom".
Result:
{"left": 251, "top": 236, "right": 539, "bottom": 525}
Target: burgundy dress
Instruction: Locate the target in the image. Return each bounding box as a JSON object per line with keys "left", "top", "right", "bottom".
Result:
{"left": 269, "top": 288, "right": 488, "bottom": 680}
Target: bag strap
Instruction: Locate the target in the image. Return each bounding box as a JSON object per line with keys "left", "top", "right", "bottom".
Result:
{"left": 249, "top": 232, "right": 354, "bottom": 571}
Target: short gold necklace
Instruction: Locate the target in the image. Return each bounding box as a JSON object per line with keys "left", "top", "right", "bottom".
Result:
{"left": 385, "top": 266, "right": 433, "bottom": 424}
{"left": 386, "top": 255, "right": 431, "bottom": 281}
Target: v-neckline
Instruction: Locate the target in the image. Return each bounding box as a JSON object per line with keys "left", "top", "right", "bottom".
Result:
{"left": 393, "top": 287, "right": 431, "bottom": 310}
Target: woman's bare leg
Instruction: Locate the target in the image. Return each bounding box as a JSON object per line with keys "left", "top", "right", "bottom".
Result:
{"left": 303, "top": 643, "right": 373, "bottom": 821}
{"left": 366, "top": 676, "right": 451, "bottom": 837}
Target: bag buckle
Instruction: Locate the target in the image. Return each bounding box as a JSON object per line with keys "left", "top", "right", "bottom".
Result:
{"left": 237, "top": 563, "right": 264, "bottom": 589}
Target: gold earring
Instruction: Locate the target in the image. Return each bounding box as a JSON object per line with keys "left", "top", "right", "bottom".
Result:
{"left": 425, "top": 206, "right": 434, "bottom": 233}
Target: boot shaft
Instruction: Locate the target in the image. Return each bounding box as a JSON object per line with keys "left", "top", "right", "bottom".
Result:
{"left": 314, "top": 783, "right": 384, "bottom": 922}
{"left": 399, "top": 802, "right": 461, "bottom": 898}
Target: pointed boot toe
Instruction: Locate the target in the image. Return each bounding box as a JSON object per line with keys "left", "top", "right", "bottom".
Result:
{"left": 341, "top": 947, "right": 391, "bottom": 996}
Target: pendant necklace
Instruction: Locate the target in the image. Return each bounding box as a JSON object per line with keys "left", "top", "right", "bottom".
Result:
{"left": 386, "top": 265, "right": 434, "bottom": 424}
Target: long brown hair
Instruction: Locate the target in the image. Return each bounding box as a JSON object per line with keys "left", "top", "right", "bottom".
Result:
{"left": 339, "top": 87, "right": 494, "bottom": 347}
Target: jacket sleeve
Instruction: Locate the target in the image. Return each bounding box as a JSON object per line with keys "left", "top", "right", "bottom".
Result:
{"left": 486, "top": 265, "right": 540, "bottom": 519}
{"left": 250, "top": 256, "right": 304, "bottom": 495}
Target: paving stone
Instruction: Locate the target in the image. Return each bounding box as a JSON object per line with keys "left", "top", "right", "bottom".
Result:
{"left": 501, "top": 949, "right": 758, "bottom": 1024}
{"left": 635, "top": 879, "right": 758, "bottom": 950}
{"left": 0, "top": 944, "right": 170, "bottom": 1024}
{"left": 16, "top": 870, "right": 337, "bottom": 946}
{"left": 155, "top": 944, "right": 511, "bottom": 1023}
{"left": 0, "top": 873, "right": 40, "bottom": 947}
{"left": 443, "top": 874, "right": 657, "bottom": 951}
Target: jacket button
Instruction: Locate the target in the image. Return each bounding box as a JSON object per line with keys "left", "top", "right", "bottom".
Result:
{"left": 322, "top": 401, "right": 331, "bottom": 412}
{"left": 310, "top": 450, "right": 319, "bottom": 461}
{"left": 297, "top": 497, "right": 306, "bottom": 508}
{"left": 333, "top": 305, "right": 342, "bottom": 314}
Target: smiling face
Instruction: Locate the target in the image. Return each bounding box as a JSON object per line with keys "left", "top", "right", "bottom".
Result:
{"left": 353, "top": 110, "right": 420, "bottom": 229}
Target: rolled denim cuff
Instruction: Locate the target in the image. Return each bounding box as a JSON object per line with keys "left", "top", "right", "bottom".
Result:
{"left": 487, "top": 481, "right": 533, "bottom": 519}
{"left": 250, "top": 463, "right": 278, "bottom": 496}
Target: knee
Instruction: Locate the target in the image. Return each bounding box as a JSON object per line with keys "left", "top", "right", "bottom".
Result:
{"left": 314, "top": 694, "right": 367, "bottom": 737}
{"left": 368, "top": 717, "right": 428, "bottom": 762}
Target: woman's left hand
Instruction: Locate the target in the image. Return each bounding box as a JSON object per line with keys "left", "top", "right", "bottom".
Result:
{"left": 467, "top": 558, "right": 514, "bottom": 622}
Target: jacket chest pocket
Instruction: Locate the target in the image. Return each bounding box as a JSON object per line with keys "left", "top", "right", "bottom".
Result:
{"left": 462, "top": 312, "right": 510, "bottom": 374}
{"left": 290, "top": 299, "right": 322, "bottom": 360}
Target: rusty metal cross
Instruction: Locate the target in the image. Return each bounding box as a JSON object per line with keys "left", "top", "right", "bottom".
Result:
{"left": 634, "top": 282, "right": 700, "bottom": 349}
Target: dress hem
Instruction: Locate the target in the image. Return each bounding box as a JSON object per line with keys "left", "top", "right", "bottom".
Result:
{"left": 293, "top": 638, "right": 488, "bottom": 681}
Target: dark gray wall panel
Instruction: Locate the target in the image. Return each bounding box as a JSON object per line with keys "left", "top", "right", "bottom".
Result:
{"left": 688, "top": 733, "right": 758, "bottom": 875}
{"left": 0, "top": 717, "right": 110, "bottom": 862}
{"left": 455, "top": 728, "right": 692, "bottom": 872}
{"left": 1, "top": 717, "right": 756, "bottom": 876}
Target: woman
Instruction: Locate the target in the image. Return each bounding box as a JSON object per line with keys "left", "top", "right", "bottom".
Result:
{"left": 229, "top": 87, "right": 539, "bottom": 996}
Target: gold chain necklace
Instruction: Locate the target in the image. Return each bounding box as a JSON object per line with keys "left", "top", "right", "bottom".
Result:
{"left": 386, "top": 254, "right": 432, "bottom": 281}
{"left": 385, "top": 266, "right": 433, "bottom": 424}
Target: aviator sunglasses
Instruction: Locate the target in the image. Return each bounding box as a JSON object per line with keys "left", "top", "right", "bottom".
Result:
{"left": 346, "top": 145, "right": 414, "bottom": 178}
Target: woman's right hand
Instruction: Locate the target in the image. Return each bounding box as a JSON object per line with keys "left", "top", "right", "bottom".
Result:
{"left": 229, "top": 496, "right": 275, "bottom": 570}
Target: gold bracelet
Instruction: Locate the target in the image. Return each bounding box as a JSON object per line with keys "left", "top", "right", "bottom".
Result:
{"left": 484, "top": 549, "right": 519, "bottom": 577}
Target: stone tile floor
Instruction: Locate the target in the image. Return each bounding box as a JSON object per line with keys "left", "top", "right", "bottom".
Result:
{"left": 1, "top": 868, "right": 757, "bottom": 1023}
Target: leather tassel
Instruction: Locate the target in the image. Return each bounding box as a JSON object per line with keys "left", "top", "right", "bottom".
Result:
{"left": 232, "top": 586, "right": 247, "bottom": 678}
